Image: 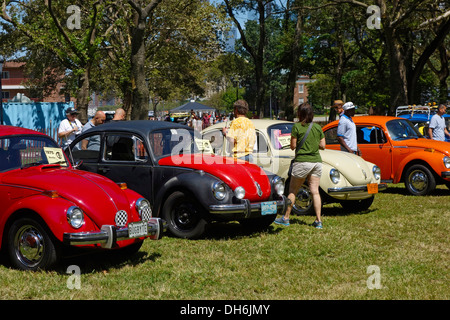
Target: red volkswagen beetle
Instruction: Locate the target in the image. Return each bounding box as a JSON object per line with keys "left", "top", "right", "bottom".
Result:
{"left": 0, "top": 126, "right": 164, "bottom": 271}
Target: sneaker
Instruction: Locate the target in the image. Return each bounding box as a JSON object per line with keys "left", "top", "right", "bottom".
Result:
{"left": 274, "top": 217, "right": 290, "bottom": 226}
{"left": 312, "top": 221, "right": 323, "bottom": 229}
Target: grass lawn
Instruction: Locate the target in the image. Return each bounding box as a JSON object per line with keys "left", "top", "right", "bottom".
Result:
{"left": 0, "top": 184, "right": 448, "bottom": 300}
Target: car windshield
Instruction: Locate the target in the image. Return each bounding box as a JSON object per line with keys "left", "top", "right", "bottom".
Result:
{"left": 0, "top": 135, "right": 66, "bottom": 171}
{"left": 386, "top": 119, "right": 423, "bottom": 141}
{"left": 268, "top": 123, "right": 294, "bottom": 150}
{"left": 149, "top": 127, "right": 200, "bottom": 158}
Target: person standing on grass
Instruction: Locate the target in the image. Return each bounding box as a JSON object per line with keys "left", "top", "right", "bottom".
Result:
{"left": 58, "top": 107, "right": 83, "bottom": 147}
{"left": 337, "top": 102, "right": 361, "bottom": 156}
{"left": 428, "top": 104, "right": 450, "bottom": 141}
{"left": 222, "top": 99, "right": 256, "bottom": 163}
{"left": 274, "top": 103, "right": 326, "bottom": 229}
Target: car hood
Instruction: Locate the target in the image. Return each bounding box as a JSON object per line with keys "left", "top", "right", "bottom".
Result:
{"left": 400, "top": 138, "right": 450, "bottom": 155}
{"left": 1, "top": 166, "right": 133, "bottom": 226}
{"left": 158, "top": 154, "right": 272, "bottom": 201}
{"left": 276, "top": 148, "right": 377, "bottom": 185}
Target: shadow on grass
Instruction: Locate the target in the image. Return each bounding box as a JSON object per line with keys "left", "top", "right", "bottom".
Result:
{"left": 381, "top": 184, "right": 450, "bottom": 197}
{"left": 192, "top": 221, "right": 284, "bottom": 241}
{"left": 57, "top": 250, "right": 162, "bottom": 274}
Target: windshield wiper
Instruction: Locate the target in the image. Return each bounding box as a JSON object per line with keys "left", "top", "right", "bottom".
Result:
{"left": 21, "top": 162, "right": 43, "bottom": 169}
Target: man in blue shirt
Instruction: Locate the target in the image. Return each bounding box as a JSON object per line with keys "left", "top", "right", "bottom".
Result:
{"left": 337, "top": 102, "right": 361, "bottom": 156}
{"left": 428, "top": 104, "right": 450, "bottom": 141}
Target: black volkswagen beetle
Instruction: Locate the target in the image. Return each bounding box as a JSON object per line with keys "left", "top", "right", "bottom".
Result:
{"left": 67, "top": 120, "right": 287, "bottom": 239}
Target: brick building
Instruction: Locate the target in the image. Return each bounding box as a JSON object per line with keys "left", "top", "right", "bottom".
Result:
{"left": 1, "top": 61, "right": 73, "bottom": 103}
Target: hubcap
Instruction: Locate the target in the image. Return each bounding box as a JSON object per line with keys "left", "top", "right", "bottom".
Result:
{"left": 293, "top": 188, "right": 312, "bottom": 212}
{"left": 173, "top": 203, "right": 199, "bottom": 231}
{"left": 409, "top": 170, "right": 428, "bottom": 193}
{"left": 15, "top": 225, "right": 45, "bottom": 267}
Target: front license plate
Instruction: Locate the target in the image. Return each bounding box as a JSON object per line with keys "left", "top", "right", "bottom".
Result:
{"left": 128, "top": 221, "right": 148, "bottom": 238}
{"left": 261, "top": 201, "right": 277, "bottom": 215}
{"left": 367, "top": 183, "right": 378, "bottom": 194}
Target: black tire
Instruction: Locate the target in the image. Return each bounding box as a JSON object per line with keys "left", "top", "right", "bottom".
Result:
{"left": 404, "top": 164, "right": 436, "bottom": 196}
{"left": 7, "top": 217, "right": 59, "bottom": 271}
{"left": 161, "top": 191, "right": 207, "bottom": 239}
{"left": 340, "top": 196, "right": 374, "bottom": 212}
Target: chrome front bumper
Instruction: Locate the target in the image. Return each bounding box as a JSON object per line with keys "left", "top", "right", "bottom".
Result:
{"left": 209, "top": 195, "right": 289, "bottom": 219}
{"left": 63, "top": 218, "right": 165, "bottom": 249}
{"left": 327, "top": 183, "right": 387, "bottom": 196}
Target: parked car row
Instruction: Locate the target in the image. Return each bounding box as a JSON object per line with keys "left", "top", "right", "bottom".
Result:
{"left": 2, "top": 113, "right": 448, "bottom": 270}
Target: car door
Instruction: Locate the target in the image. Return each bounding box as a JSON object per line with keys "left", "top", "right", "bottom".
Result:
{"left": 323, "top": 124, "right": 394, "bottom": 182}
{"left": 71, "top": 133, "right": 154, "bottom": 203}
{"left": 355, "top": 125, "right": 393, "bottom": 182}
{"left": 100, "top": 133, "right": 154, "bottom": 202}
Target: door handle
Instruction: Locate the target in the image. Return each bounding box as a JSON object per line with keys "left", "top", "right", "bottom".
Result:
{"left": 98, "top": 167, "right": 110, "bottom": 173}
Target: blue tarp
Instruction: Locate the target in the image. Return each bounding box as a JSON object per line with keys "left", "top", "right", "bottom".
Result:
{"left": 1, "top": 101, "right": 72, "bottom": 130}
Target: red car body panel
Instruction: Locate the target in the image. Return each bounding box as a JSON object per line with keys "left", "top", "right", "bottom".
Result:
{"left": 158, "top": 154, "right": 272, "bottom": 201}
{"left": 0, "top": 125, "right": 162, "bottom": 252}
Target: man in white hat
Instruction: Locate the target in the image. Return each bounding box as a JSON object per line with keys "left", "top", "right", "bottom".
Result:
{"left": 58, "top": 107, "right": 83, "bottom": 147}
{"left": 337, "top": 102, "right": 361, "bottom": 156}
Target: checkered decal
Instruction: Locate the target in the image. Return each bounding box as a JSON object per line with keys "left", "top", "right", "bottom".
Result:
{"left": 115, "top": 210, "right": 128, "bottom": 227}
{"left": 140, "top": 206, "right": 152, "bottom": 221}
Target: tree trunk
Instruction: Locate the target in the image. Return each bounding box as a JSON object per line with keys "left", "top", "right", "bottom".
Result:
{"left": 130, "top": 12, "right": 149, "bottom": 120}
{"left": 76, "top": 67, "right": 90, "bottom": 124}
{"left": 385, "top": 28, "right": 409, "bottom": 114}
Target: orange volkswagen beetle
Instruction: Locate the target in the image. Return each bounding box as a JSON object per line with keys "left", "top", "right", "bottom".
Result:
{"left": 322, "top": 116, "right": 450, "bottom": 196}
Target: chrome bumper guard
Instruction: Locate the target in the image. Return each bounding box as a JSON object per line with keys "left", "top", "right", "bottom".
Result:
{"left": 63, "top": 218, "right": 165, "bottom": 249}
{"left": 327, "top": 183, "right": 387, "bottom": 196}
{"left": 209, "top": 195, "right": 289, "bottom": 218}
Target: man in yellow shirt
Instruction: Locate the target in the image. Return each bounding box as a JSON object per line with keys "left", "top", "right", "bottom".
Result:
{"left": 222, "top": 100, "right": 256, "bottom": 162}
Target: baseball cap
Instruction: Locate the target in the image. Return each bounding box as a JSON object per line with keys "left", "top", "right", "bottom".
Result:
{"left": 343, "top": 102, "right": 355, "bottom": 110}
{"left": 66, "top": 107, "right": 79, "bottom": 114}
{"left": 333, "top": 100, "right": 344, "bottom": 106}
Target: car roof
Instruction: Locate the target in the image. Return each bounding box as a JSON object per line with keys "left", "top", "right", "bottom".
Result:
{"left": 324, "top": 115, "right": 403, "bottom": 128}
{"left": 205, "top": 119, "right": 294, "bottom": 131}
{"left": 84, "top": 120, "right": 191, "bottom": 136}
{"left": 0, "top": 125, "right": 47, "bottom": 137}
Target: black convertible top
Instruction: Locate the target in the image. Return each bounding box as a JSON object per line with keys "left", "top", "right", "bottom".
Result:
{"left": 83, "top": 120, "right": 191, "bottom": 136}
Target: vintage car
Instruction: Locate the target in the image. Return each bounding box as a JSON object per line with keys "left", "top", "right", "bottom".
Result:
{"left": 67, "top": 120, "right": 288, "bottom": 239}
{"left": 0, "top": 126, "right": 163, "bottom": 271}
{"left": 202, "top": 120, "right": 386, "bottom": 215}
{"left": 322, "top": 116, "right": 450, "bottom": 195}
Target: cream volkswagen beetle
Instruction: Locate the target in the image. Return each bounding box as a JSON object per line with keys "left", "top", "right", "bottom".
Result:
{"left": 202, "top": 119, "right": 386, "bottom": 214}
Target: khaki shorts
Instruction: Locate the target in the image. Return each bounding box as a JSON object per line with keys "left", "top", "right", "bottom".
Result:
{"left": 291, "top": 162, "right": 322, "bottom": 179}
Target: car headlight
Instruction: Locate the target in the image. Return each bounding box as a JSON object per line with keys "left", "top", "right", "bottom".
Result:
{"left": 212, "top": 182, "right": 226, "bottom": 200}
{"left": 136, "top": 198, "right": 152, "bottom": 221}
{"left": 234, "top": 186, "right": 246, "bottom": 199}
{"left": 373, "top": 165, "right": 381, "bottom": 180}
{"left": 67, "top": 206, "right": 84, "bottom": 229}
{"left": 330, "top": 168, "right": 340, "bottom": 184}
{"left": 272, "top": 176, "right": 285, "bottom": 196}
{"left": 444, "top": 156, "right": 450, "bottom": 169}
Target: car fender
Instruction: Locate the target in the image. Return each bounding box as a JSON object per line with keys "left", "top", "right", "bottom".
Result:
{"left": 395, "top": 150, "right": 445, "bottom": 183}
{"left": 153, "top": 171, "right": 226, "bottom": 217}
{"left": 0, "top": 194, "right": 98, "bottom": 247}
